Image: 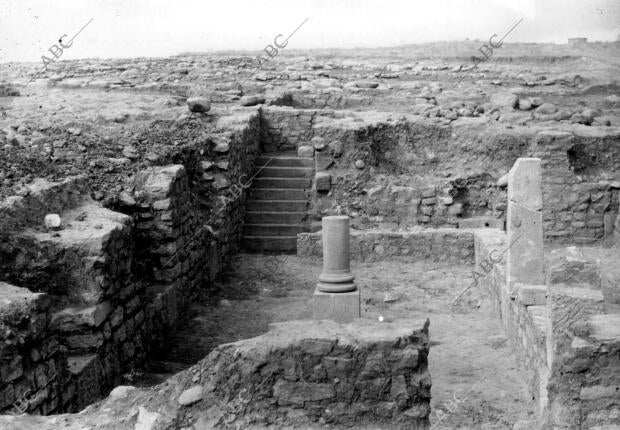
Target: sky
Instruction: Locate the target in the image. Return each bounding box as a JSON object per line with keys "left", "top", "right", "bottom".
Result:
{"left": 0, "top": 0, "right": 619, "bottom": 63}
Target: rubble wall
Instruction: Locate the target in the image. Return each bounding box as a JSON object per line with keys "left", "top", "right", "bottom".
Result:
{"left": 475, "top": 229, "right": 620, "bottom": 428}
{"left": 297, "top": 227, "right": 475, "bottom": 264}
{"left": 0, "top": 111, "right": 261, "bottom": 414}
{"left": 0, "top": 318, "right": 432, "bottom": 429}
{"left": 260, "top": 107, "right": 620, "bottom": 243}
{"left": 474, "top": 229, "right": 549, "bottom": 411}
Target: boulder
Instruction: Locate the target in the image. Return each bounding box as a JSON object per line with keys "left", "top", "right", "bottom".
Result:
{"left": 355, "top": 81, "right": 379, "bottom": 89}
{"left": 517, "top": 98, "right": 532, "bottom": 111}
{"left": 240, "top": 95, "right": 265, "bottom": 106}
{"left": 297, "top": 145, "right": 314, "bottom": 158}
{"left": 536, "top": 103, "right": 557, "bottom": 115}
{"left": 490, "top": 92, "right": 518, "bottom": 109}
{"left": 44, "top": 214, "right": 62, "bottom": 229}
{"left": 187, "top": 97, "right": 211, "bottom": 113}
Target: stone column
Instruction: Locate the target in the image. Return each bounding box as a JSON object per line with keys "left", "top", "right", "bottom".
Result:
{"left": 313, "top": 216, "right": 360, "bottom": 322}
{"left": 506, "top": 158, "right": 545, "bottom": 291}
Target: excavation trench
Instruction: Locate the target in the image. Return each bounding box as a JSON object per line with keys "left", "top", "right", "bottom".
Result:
{"left": 0, "top": 103, "right": 618, "bottom": 428}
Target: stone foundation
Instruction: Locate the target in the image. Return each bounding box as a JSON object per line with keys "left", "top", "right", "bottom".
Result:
{"left": 298, "top": 227, "right": 475, "bottom": 264}
{"left": 0, "top": 318, "right": 432, "bottom": 429}
{"left": 0, "top": 111, "right": 260, "bottom": 414}
{"left": 259, "top": 106, "right": 620, "bottom": 242}
{"left": 475, "top": 229, "right": 620, "bottom": 428}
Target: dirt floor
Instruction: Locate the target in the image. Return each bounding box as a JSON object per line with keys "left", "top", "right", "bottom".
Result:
{"left": 135, "top": 253, "right": 537, "bottom": 429}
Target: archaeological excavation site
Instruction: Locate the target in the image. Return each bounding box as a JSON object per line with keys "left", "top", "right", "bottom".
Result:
{"left": 0, "top": 34, "right": 619, "bottom": 430}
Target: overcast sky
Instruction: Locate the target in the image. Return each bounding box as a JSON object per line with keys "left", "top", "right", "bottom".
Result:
{"left": 1, "top": 0, "right": 619, "bottom": 63}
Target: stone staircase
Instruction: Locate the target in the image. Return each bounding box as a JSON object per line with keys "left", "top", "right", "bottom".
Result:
{"left": 242, "top": 154, "right": 314, "bottom": 253}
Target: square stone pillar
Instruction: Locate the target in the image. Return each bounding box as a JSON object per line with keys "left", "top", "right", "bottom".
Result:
{"left": 313, "top": 216, "right": 360, "bottom": 322}
{"left": 506, "top": 158, "right": 545, "bottom": 292}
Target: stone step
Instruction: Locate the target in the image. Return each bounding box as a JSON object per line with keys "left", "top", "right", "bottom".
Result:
{"left": 255, "top": 166, "right": 314, "bottom": 178}
{"left": 255, "top": 156, "right": 314, "bottom": 168}
{"left": 248, "top": 188, "right": 309, "bottom": 200}
{"left": 242, "top": 235, "right": 297, "bottom": 252}
{"left": 245, "top": 211, "right": 309, "bottom": 224}
{"left": 244, "top": 223, "right": 306, "bottom": 236}
{"left": 246, "top": 200, "right": 309, "bottom": 212}
{"left": 252, "top": 177, "right": 312, "bottom": 189}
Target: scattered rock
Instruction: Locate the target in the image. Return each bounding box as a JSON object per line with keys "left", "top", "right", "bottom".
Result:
{"left": 200, "top": 160, "right": 214, "bottom": 171}
{"left": 213, "top": 175, "right": 229, "bottom": 190}
{"left": 240, "top": 95, "right": 265, "bottom": 106}
{"left": 122, "top": 146, "right": 139, "bottom": 160}
{"left": 517, "top": 98, "right": 532, "bottom": 111}
{"left": 490, "top": 92, "right": 518, "bottom": 109}
{"left": 313, "top": 78, "right": 340, "bottom": 88}
{"left": 536, "top": 103, "right": 557, "bottom": 115}
{"left": 135, "top": 407, "right": 160, "bottom": 430}
{"left": 213, "top": 141, "right": 230, "bottom": 153}
{"left": 355, "top": 81, "right": 379, "bottom": 89}
{"left": 497, "top": 174, "right": 508, "bottom": 187}
{"left": 311, "top": 137, "right": 327, "bottom": 151}
{"left": 355, "top": 160, "right": 365, "bottom": 169}
{"left": 44, "top": 214, "right": 62, "bottom": 230}
{"left": 298, "top": 145, "right": 314, "bottom": 158}
{"left": 187, "top": 97, "right": 211, "bottom": 113}
{"left": 530, "top": 97, "right": 543, "bottom": 107}
{"left": 118, "top": 191, "right": 136, "bottom": 207}
{"left": 328, "top": 140, "right": 344, "bottom": 157}
{"left": 178, "top": 385, "right": 203, "bottom": 406}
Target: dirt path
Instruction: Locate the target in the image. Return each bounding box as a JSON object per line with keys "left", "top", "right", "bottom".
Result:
{"left": 137, "top": 253, "right": 537, "bottom": 429}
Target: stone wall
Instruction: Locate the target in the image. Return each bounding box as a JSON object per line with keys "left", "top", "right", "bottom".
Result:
{"left": 475, "top": 229, "right": 620, "bottom": 428}
{"left": 260, "top": 106, "right": 318, "bottom": 152}
{"left": 0, "top": 110, "right": 261, "bottom": 414}
{"left": 298, "top": 227, "right": 475, "bottom": 264}
{"left": 0, "top": 318, "right": 432, "bottom": 429}
{"left": 0, "top": 176, "right": 88, "bottom": 237}
{"left": 0, "top": 284, "right": 64, "bottom": 415}
{"left": 259, "top": 107, "right": 620, "bottom": 243}
{"left": 474, "top": 229, "right": 549, "bottom": 409}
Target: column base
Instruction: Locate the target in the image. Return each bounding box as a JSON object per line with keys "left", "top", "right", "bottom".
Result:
{"left": 312, "top": 287, "right": 360, "bottom": 323}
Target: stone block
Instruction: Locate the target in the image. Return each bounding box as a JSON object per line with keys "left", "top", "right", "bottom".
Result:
{"left": 546, "top": 284, "right": 605, "bottom": 367}
{"left": 66, "top": 333, "right": 104, "bottom": 352}
{"left": 297, "top": 145, "right": 314, "bottom": 158}
{"left": 506, "top": 203, "right": 544, "bottom": 288}
{"left": 51, "top": 302, "right": 113, "bottom": 332}
{"left": 67, "top": 354, "right": 103, "bottom": 411}
{"left": 458, "top": 217, "right": 505, "bottom": 230}
{"left": 516, "top": 284, "right": 547, "bottom": 305}
{"left": 547, "top": 247, "right": 601, "bottom": 288}
{"left": 273, "top": 380, "right": 334, "bottom": 406}
{"left": 508, "top": 158, "right": 542, "bottom": 210}
{"left": 313, "top": 288, "right": 360, "bottom": 323}
{"left": 315, "top": 172, "right": 331, "bottom": 192}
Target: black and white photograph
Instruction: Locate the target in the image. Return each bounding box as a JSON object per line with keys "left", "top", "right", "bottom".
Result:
{"left": 0, "top": 1, "right": 619, "bottom": 428}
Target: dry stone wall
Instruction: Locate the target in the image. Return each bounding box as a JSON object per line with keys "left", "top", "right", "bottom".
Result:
{"left": 0, "top": 318, "right": 432, "bottom": 429}
{"left": 298, "top": 227, "right": 475, "bottom": 264}
{"left": 476, "top": 229, "right": 620, "bottom": 428}
{"left": 0, "top": 110, "right": 261, "bottom": 415}
{"left": 260, "top": 106, "right": 620, "bottom": 243}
